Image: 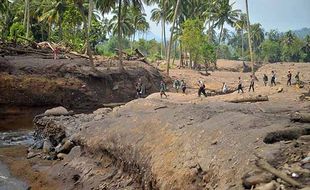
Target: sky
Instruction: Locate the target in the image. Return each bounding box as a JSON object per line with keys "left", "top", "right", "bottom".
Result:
{"left": 139, "top": 0, "right": 310, "bottom": 41}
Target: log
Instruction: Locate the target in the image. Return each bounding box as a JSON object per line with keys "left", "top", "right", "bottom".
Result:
{"left": 69, "top": 51, "right": 89, "bottom": 59}
{"left": 256, "top": 159, "right": 303, "bottom": 188}
{"left": 291, "top": 113, "right": 310, "bottom": 123}
{"left": 1, "top": 46, "right": 50, "bottom": 56}
{"left": 102, "top": 102, "right": 126, "bottom": 108}
{"left": 135, "top": 48, "right": 145, "bottom": 58}
{"left": 227, "top": 95, "right": 269, "bottom": 103}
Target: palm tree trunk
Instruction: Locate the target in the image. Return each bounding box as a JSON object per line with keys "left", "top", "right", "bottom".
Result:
{"left": 118, "top": 0, "right": 124, "bottom": 69}
{"left": 23, "top": 0, "right": 27, "bottom": 28}
{"left": 166, "top": 0, "right": 181, "bottom": 76}
{"left": 87, "top": 0, "right": 94, "bottom": 67}
{"left": 26, "top": 0, "right": 30, "bottom": 38}
{"left": 215, "top": 23, "right": 224, "bottom": 69}
{"left": 180, "top": 42, "right": 183, "bottom": 67}
{"left": 245, "top": 0, "right": 254, "bottom": 74}
{"left": 58, "top": 13, "right": 63, "bottom": 40}
{"left": 163, "top": 0, "right": 167, "bottom": 57}
{"left": 160, "top": 17, "right": 164, "bottom": 58}
{"left": 241, "top": 29, "right": 244, "bottom": 60}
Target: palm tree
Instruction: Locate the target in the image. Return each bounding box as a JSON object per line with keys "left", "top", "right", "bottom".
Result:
{"left": 24, "top": 0, "right": 30, "bottom": 38}
{"left": 250, "top": 23, "right": 264, "bottom": 54}
{"left": 213, "top": 0, "right": 240, "bottom": 46}
{"left": 86, "top": 0, "right": 94, "bottom": 66}
{"left": 39, "top": 0, "right": 67, "bottom": 40}
{"left": 131, "top": 7, "right": 149, "bottom": 45}
{"left": 166, "top": 0, "right": 181, "bottom": 75}
{"left": 245, "top": 0, "right": 254, "bottom": 74}
{"left": 234, "top": 13, "right": 247, "bottom": 60}
{"left": 151, "top": 5, "right": 166, "bottom": 58}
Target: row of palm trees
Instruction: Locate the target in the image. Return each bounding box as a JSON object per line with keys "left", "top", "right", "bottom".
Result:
{"left": 0, "top": 0, "right": 255, "bottom": 74}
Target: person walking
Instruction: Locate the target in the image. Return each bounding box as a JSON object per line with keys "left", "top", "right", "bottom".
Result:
{"left": 287, "top": 70, "right": 292, "bottom": 86}
{"left": 222, "top": 82, "right": 228, "bottom": 93}
{"left": 173, "top": 79, "right": 181, "bottom": 93}
{"left": 271, "top": 71, "right": 276, "bottom": 86}
{"left": 263, "top": 74, "right": 268, "bottom": 86}
{"left": 198, "top": 81, "right": 207, "bottom": 97}
{"left": 249, "top": 75, "right": 255, "bottom": 92}
{"left": 180, "top": 79, "right": 187, "bottom": 93}
{"left": 159, "top": 80, "right": 168, "bottom": 98}
{"left": 135, "top": 78, "right": 142, "bottom": 98}
{"left": 237, "top": 77, "right": 244, "bottom": 93}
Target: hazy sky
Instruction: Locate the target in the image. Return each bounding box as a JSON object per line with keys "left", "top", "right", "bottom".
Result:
{"left": 141, "top": 0, "right": 310, "bottom": 40}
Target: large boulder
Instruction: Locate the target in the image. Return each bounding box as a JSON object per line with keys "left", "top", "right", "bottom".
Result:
{"left": 44, "top": 106, "right": 69, "bottom": 116}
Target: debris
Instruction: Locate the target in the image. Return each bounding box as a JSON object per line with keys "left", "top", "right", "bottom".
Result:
{"left": 255, "top": 159, "right": 303, "bottom": 188}
{"left": 227, "top": 95, "right": 269, "bottom": 103}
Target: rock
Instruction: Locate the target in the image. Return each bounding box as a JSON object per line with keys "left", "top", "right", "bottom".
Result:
{"left": 93, "top": 108, "right": 112, "bottom": 115}
{"left": 31, "top": 139, "right": 44, "bottom": 149}
{"left": 58, "top": 140, "right": 74, "bottom": 154}
{"left": 43, "top": 139, "right": 53, "bottom": 153}
{"left": 242, "top": 170, "right": 275, "bottom": 189}
{"left": 298, "top": 135, "right": 310, "bottom": 141}
{"left": 301, "top": 157, "right": 310, "bottom": 164}
{"left": 254, "top": 181, "right": 278, "bottom": 190}
{"left": 27, "top": 152, "right": 40, "bottom": 159}
{"left": 211, "top": 140, "right": 218, "bottom": 145}
{"left": 55, "top": 143, "right": 62, "bottom": 153}
{"left": 277, "top": 87, "right": 283, "bottom": 93}
{"left": 57, "top": 153, "right": 67, "bottom": 160}
{"left": 302, "top": 163, "right": 310, "bottom": 170}
{"left": 44, "top": 106, "right": 68, "bottom": 116}
{"left": 94, "top": 115, "right": 103, "bottom": 121}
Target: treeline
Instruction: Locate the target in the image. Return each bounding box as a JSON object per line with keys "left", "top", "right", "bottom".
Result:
{"left": 0, "top": 0, "right": 309, "bottom": 72}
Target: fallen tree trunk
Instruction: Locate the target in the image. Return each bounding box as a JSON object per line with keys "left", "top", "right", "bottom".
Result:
{"left": 69, "top": 51, "right": 89, "bottom": 59}
{"left": 256, "top": 159, "right": 303, "bottom": 188}
{"left": 1, "top": 46, "right": 50, "bottom": 56}
{"left": 102, "top": 102, "right": 126, "bottom": 108}
{"left": 135, "top": 48, "right": 145, "bottom": 58}
{"left": 227, "top": 95, "right": 269, "bottom": 103}
{"left": 290, "top": 113, "right": 310, "bottom": 123}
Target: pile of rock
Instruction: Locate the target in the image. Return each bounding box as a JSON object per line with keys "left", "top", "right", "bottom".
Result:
{"left": 27, "top": 106, "right": 112, "bottom": 160}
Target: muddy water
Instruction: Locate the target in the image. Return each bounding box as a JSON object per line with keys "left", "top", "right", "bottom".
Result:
{"left": 0, "top": 106, "right": 47, "bottom": 189}
{"left": 0, "top": 106, "right": 46, "bottom": 146}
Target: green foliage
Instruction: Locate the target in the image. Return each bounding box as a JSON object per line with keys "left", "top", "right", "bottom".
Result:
{"left": 261, "top": 40, "right": 281, "bottom": 62}
{"left": 180, "top": 19, "right": 205, "bottom": 64}
{"left": 217, "top": 44, "right": 232, "bottom": 59}
{"left": 9, "top": 22, "right": 27, "bottom": 41}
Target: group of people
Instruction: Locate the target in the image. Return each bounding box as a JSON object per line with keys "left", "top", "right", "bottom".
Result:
{"left": 149, "top": 69, "right": 302, "bottom": 99}
{"left": 173, "top": 79, "right": 187, "bottom": 93}
{"left": 236, "top": 70, "right": 301, "bottom": 94}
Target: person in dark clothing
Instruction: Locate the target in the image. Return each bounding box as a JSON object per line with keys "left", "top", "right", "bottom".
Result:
{"left": 295, "top": 72, "right": 300, "bottom": 84}
{"left": 237, "top": 77, "right": 244, "bottom": 93}
{"left": 263, "top": 74, "right": 268, "bottom": 86}
{"left": 249, "top": 75, "right": 255, "bottom": 92}
{"left": 136, "top": 78, "right": 142, "bottom": 98}
{"left": 173, "top": 79, "right": 181, "bottom": 93}
{"left": 159, "top": 80, "right": 168, "bottom": 98}
{"left": 287, "top": 70, "right": 292, "bottom": 86}
{"left": 198, "top": 81, "right": 207, "bottom": 97}
{"left": 180, "top": 80, "right": 187, "bottom": 93}
{"left": 271, "top": 71, "right": 276, "bottom": 86}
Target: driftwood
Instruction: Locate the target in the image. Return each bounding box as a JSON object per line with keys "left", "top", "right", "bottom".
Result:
{"left": 69, "top": 51, "right": 89, "bottom": 59}
{"left": 291, "top": 113, "right": 310, "bottom": 123}
{"left": 102, "top": 102, "right": 126, "bottom": 108}
{"left": 256, "top": 159, "right": 303, "bottom": 188}
{"left": 227, "top": 95, "right": 269, "bottom": 103}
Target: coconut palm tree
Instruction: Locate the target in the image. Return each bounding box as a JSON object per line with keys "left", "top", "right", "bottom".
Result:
{"left": 234, "top": 13, "right": 247, "bottom": 60}
{"left": 166, "top": 0, "right": 181, "bottom": 75}
{"left": 245, "top": 0, "right": 254, "bottom": 74}
{"left": 39, "top": 0, "right": 67, "bottom": 40}
{"left": 151, "top": 5, "right": 166, "bottom": 57}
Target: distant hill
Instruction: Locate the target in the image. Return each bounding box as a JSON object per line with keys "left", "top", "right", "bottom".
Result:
{"left": 292, "top": 27, "right": 310, "bottom": 39}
